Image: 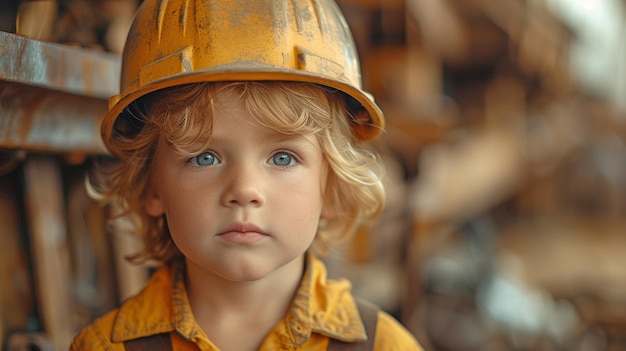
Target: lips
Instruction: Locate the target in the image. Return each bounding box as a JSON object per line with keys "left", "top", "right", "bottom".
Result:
{"left": 219, "top": 222, "right": 267, "bottom": 235}
{"left": 217, "top": 223, "right": 269, "bottom": 244}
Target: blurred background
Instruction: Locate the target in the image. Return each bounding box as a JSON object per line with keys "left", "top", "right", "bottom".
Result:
{"left": 0, "top": 0, "right": 625, "bottom": 350}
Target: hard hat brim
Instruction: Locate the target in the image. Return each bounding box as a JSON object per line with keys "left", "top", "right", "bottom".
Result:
{"left": 102, "top": 67, "right": 385, "bottom": 156}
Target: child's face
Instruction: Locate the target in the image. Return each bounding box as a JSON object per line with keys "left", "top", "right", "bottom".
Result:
{"left": 144, "top": 89, "right": 332, "bottom": 282}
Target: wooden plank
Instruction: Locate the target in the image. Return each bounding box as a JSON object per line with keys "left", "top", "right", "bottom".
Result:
{"left": 16, "top": 1, "right": 58, "bottom": 42}
{"left": 23, "top": 156, "right": 74, "bottom": 351}
{"left": 0, "top": 170, "right": 35, "bottom": 348}
{"left": 0, "top": 31, "right": 119, "bottom": 100}
{"left": 0, "top": 81, "right": 108, "bottom": 153}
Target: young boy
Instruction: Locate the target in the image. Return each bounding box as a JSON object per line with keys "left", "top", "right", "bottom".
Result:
{"left": 71, "top": 0, "right": 422, "bottom": 350}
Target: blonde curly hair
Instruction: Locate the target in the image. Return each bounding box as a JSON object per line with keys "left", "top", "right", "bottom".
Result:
{"left": 97, "top": 81, "right": 385, "bottom": 264}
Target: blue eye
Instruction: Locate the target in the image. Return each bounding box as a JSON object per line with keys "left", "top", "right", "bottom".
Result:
{"left": 190, "top": 151, "right": 220, "bottom": 166}
{"left": 271, "top": 152, "right": 296, "bottom": 167}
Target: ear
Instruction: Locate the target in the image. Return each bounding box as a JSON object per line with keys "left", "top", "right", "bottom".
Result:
{"left": 320, "top": 164, "right": 336, "bottom": 220}
{"left": 320, "top": 179, "right": 336, "bottom": 220}
{"left": 144, "top": 186, "right": 165, "bottom": 217}
{"left": 321, "top": 200, "right": 336, "bottom": 220}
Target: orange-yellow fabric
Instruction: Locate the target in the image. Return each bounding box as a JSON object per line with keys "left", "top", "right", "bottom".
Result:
{"left": 69, "top": 255, "right": 422, "bottom": 350}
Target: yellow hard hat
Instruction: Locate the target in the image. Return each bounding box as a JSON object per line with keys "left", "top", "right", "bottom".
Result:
{"left": 101, "top": 0, "right": 384, "bottom": 155}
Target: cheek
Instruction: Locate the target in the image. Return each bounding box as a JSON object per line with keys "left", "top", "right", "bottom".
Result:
{"left": 164, "top": 190, "right": 208, "bottom": 219}
{"left": 281, "top": 181, "right": 326, "bottom": 220}
{"left": 164, "top": 204, "right": 212, "bottom": 252}
{"left": 159, "top": 187, "right": 209, "bottom": 228}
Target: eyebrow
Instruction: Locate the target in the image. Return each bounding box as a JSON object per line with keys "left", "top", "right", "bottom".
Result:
{"left": 165, "top": 135, "right": 212, "bottom": 154}
{"left": 209, "top": 130, "right": 320, "bottom": 152}
{"left": 266, "top": 131, "right": 320, "bottom": 146}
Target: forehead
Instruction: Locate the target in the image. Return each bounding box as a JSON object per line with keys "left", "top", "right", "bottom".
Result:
{"left": 158, "top": 83, "right": 329, "bottom": 152}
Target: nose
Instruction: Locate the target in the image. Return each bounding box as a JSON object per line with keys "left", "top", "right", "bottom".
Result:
{"left": 220, "top": 162, "right": 265, "bottom": 208}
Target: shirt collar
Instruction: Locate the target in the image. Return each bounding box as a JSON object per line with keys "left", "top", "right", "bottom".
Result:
{"left": 288, "top": 253, "right": 367, "bottom": 345}
{"left": 111, "top": 254, "right": 367, "bottom": 345}
{"left": 111, "top": 260, "right": 201, "bottom": 343}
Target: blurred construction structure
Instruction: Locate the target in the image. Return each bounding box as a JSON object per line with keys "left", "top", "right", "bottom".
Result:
{"left": 1, "top": 0, "right": 625, "bottom": 350}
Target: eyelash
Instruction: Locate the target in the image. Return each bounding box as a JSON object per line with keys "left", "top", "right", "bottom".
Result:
{"left": 270, "top": 150, "right": 300, "bottom": 168}
{"left": 187, "top": 150, "right": 301, "bottom": 168}
{"left": 188, "top": 151, "right": 220, "bottom": 167}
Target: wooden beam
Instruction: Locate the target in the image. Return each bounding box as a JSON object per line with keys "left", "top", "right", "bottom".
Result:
{"left": 23, "top": 157, "right": 74, "bottom": 351}
{"left": 0, "top": 31, "right": 119, "bottom": 99}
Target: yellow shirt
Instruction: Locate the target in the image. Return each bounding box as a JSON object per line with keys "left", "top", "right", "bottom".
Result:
{"left": 70, "top": 255, "right": 422, "bottom": 350}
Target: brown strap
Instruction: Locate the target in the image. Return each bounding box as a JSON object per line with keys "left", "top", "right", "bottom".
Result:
{"left": 123, "top": 333, "right": 172, "bottom": 351}
{"left": 327, "top": 298, "right": 379, "bottom": 351}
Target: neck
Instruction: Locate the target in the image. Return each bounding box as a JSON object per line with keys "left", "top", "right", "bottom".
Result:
{"left": 184, "top": 255, "right": 306, "bottom": 325}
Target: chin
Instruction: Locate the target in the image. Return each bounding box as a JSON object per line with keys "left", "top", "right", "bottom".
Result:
{"left": 218, "top": 253, "right": 303, "bottom": 283}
